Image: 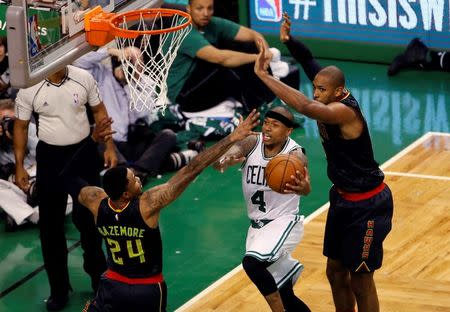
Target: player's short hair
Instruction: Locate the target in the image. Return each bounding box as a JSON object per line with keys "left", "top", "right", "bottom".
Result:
{"left": 103, "top": 167, "right": 129, "bottom": 200}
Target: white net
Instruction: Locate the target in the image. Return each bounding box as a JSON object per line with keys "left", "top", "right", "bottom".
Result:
{"left": 113, "top": 10, "right": 191, "bottom": 113}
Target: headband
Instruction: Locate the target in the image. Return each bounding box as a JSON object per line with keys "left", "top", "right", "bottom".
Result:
{"left": 264, "top": 110, "right": 293, "bottom": 128}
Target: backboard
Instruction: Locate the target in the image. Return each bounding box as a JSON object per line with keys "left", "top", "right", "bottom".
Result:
{"left": 6, "top": 0, "right": 163, "bottom": 88}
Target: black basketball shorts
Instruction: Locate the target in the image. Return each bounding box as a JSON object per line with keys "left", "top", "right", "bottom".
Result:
{"left": 85, "top": 276, "right": 167, "bottom": 312}
{"left": 323, "top": 183, "right": 393, "bottom": 272}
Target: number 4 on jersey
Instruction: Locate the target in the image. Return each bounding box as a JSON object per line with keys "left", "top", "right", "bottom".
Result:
{"left": 251, "top": 190, "right": 266, "bottom": 212}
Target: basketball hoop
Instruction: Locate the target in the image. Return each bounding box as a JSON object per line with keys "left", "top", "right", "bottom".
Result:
{"left": 85, "top": 7, "right": 192, "bottom": 112}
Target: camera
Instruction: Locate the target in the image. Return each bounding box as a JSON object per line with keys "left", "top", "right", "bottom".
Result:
{"left": 0, "top": 116, "right": 14, "bottom": 146}
{"left": 1, "top": 116, "right": 14, "bottom": 135}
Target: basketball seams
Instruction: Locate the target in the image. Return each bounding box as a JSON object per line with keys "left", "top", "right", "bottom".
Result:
{"left": 278, "top": 159, "right": 289, "bottom": 193}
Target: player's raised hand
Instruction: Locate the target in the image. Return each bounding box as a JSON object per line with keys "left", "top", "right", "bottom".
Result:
{"left": 280, "top": 12, "right": 292, "bottom": 43}
{"left": 255, "top": 39, "right": 271, "bottom": 78}
{"left": 230, "top": 109, "right": 260, "bottom": 142}
{"left": 215, "top": 155, "right": 246, "bottom": 173}
{"left": 284, "top": 166, "right": 311, "bottom": 195}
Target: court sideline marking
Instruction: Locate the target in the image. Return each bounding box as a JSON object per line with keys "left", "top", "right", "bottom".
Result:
{"left": 0, "top": 241, "right": 81, "bottom": 299}
{"left": 176, "top": 131, "right": 448, "bottom": 311}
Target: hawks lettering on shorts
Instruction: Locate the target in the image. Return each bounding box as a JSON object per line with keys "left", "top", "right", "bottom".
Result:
{"left": 362, "top": 220, "right": 374, "bottom": 260}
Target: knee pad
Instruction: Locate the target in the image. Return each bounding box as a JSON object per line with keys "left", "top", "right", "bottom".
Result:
{"left": 242, "top": 256, "right": 277, "bottom": 296}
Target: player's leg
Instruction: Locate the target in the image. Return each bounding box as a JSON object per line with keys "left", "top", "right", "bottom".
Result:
{"left": 278, "top": 278, "right": 311, "bottom": 312}
{"left": 326, "top": 258, "right": 356, "bottom": 312}
{"left": 349, "top": 271, "right": 378, "bottom": 312}
{"left": 244, "top": 215, "right": 304, "bottom": 311}
{"left": 338, "top": 185, "right": 394, "bottom": 312}
{"left": 323, "top": 186, "right": 356, "bottom": 311}
{"left": 242, "top": 255, "right": 284, "bottom": 312}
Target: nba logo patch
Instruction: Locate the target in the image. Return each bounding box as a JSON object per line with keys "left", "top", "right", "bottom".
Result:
{"left": 73, "top": 93, "right": 79, "bottom": 106}
{"left": 255, "top": 0, "right": 282, "bottom": 22}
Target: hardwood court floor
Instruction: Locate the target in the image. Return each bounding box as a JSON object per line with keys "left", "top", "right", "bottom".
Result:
{"left": 178, "top": 132, "right": 450, "bottom": 312}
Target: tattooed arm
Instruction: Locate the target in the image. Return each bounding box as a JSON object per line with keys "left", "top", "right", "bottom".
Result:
{"left": 212, "top": 134, "right": 258, "bottom": 173}
{"left": 78, "top": 186, "right": 108, "bottom": 221}
{"left": 140, "top": 110, "right": 260, "bottom": 228}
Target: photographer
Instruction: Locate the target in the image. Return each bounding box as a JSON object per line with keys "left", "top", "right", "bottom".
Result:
{"left": 0, "top": 99, "right": 72, "bottom": 231}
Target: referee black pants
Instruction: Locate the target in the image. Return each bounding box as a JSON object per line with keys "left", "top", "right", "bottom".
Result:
{"left": 36, "top": 138, "right": 106, "bottom": 298}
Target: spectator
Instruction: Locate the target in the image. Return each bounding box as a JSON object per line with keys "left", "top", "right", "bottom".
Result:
{"left": 166, "top": 0, "right": 278, "bottom": 113}
{"left": 0, "top": 36, "right": 15, "bottom": 99}
{"left": 0, "top": 99, "right": 41, "bottom": 231}
{"left": 388, "top": 38, "right": 450, "bottom": 76}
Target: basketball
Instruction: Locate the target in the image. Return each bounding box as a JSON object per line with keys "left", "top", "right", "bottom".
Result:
{"left": 265, "top": 154, "right": 305, "bottom": 193}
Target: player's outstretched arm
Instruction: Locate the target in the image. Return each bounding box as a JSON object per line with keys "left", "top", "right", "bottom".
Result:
{"left": 213, "top": 135, "right": 258, "bottom": 173}
{"left": 140, "top": 111, "right": 260, "bottom": 222}
{"left": 254, "top": 40, "right": 355, "bottom": 125}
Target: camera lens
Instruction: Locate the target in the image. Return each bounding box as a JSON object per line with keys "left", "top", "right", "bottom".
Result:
{"left": 1, "top": 117, "right": 14, "bottom": 134}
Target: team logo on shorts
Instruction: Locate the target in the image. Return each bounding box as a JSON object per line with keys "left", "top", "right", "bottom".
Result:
{"left": 255, "top": 0, "right": 282, "bottom": 22}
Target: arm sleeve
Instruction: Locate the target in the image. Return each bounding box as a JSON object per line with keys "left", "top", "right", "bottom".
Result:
{"left": 14, "top": 89, "right": 33, "bottom": 121}
{"left": 285, "top": 37, "right": 323, "bottom": 82}
{"left": 180, "top": 30, "right": 211, "bottom": 58}
{"left": 73, "top": 49, "right": 109, "bottom": 70}
{"left": 85, "top": 73, "right": 102, "bottom": 107}
{"left": 215, "top": 17, "right": 240, "bottom": 42}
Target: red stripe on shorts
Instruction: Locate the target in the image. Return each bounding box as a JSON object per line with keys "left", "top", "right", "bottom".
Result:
{"left": 337, "top": 183, "right": 386, "bottom": 201}
{"left": 105, "top": 269, "right": 164, "bottom": 285}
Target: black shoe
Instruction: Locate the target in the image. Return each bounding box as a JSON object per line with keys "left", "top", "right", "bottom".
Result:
{"left": 46, "top": 293, "right": 70, "bottom": 311}
{"left": 187, "top": 139, "right": 206, "bottom": 153}
{"left": 5, "top": 215, "right": 18, "bottom": 232}
{"left": 388, "top": 38, "right": 428, "bottom": 76}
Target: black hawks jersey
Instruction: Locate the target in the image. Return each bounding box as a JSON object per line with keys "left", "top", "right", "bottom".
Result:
{"left": 96, "top": 197, "right": 162, "bottom": 278}
{"left": 317, "top": 93, "right": 384, "bottom": 192}
{"left": 242, "top": 133, "right": 302, "bottom": 220}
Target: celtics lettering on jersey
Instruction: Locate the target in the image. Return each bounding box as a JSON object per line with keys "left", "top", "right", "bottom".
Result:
{"left": 242, "top": 134, "right": 302, "bottom": 221}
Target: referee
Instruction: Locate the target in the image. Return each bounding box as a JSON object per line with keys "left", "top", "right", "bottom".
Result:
{"left": 13, "top": 65, "right": 117, "bottom": 311}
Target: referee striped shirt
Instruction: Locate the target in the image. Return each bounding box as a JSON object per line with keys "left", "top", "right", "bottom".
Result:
{"left": 15, "top": 65, "right": 102, "bottom": 146}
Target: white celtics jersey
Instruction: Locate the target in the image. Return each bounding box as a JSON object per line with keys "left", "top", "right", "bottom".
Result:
{"left": 242, "top": 133, "right": 302, "bottom": 220}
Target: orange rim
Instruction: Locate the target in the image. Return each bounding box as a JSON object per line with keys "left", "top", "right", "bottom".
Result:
{"left": 109, "top": 8, "right": 192, "bottom": 39}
